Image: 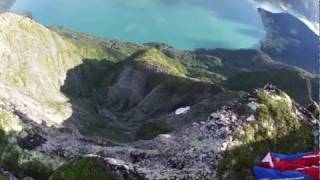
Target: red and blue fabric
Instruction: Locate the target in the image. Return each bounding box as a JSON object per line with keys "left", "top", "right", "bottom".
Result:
{"left": 253, "top": 152, "right": 319, "bottom": 180}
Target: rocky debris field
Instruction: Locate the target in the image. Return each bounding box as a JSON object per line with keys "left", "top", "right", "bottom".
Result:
{"left": 1, "top": 85, "right": 318, "bottom": 180}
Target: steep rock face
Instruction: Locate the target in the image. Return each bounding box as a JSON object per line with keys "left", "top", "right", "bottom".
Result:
{"left": 0, "top": 13, "right": 82, "bottom": 126}
{"left": 62, "top": 48, "right": 239, "bottom": 142}
{"left": 252, "top": 0, "right": 319, "bottom": 34}
{"left": 259, "top": 8, "right": 319, "bottom": 73}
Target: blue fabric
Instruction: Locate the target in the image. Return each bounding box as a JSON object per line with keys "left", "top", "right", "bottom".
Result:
{"left": 253, "top": 166, "right": 311, "bottom": 180}
{"left": 271, "top": 152, "right": 311, "bottom": 161}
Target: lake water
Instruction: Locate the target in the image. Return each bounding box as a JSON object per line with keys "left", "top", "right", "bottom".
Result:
{"left": 12, "top": 0, "right": 265, "bottom": 50}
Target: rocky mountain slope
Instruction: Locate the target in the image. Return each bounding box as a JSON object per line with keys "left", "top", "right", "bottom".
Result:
{"left": 49, "top": 86, "right": 317, "bottom": 179}
{"left": 252, "top": 0, "right": 319, "bottom": 34}
{"left": 259, "top": 8, "right": 319, "bottom": 73}
{"left": 1, "top": 83, "right": 318, "bottom": 179}
{"left": 0, "top": 12, "right": 318, "bottom": 180}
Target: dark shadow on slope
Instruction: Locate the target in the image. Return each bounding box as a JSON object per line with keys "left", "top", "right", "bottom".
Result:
{"left": 60, "top": 59, "right": 124, "bottom": 140}
{"left": 192, "top": 48, "right": 318, "bottom": 105}
{"left": 60, "top": 58, "right": 239, "bottom": 142}
{"left": 223, "top": 69, "right": 319, "bottom": 105}
{"left": 193, "top": 48, "right": 280, "bottom": 77}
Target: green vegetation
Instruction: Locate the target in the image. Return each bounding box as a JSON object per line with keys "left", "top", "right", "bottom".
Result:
{"left": 218, "top": 89, "right": 314, "bottom": 180}
{"left": 52, "top": 27, "right": 142, "bottom": 63}
{"left": 134, "top": 48, "right": 187, "bottom": 76}
{"left": 0, "top": 109, "right": 56, "bottom": 179}
{"left": 224, "top": 69, "right": 313, "bottom": 105}
{"left": 52, "top": 158, "right": 120, "bottom": 180}
{"left": 182, "top": 56, "right": 225, "bottom": 83}
{"left": 0, "top": 139, "right": 54, "bottom": 179}
{"left": 2, "top": 150, "right": 53, "bottom": 180}
{"left": 136, "top": 122, "right": 174, "bottom": 140}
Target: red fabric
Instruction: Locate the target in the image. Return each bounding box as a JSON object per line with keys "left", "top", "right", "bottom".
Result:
{"left": 272, "top": 155, "right": 319, "bottom": 171}
{"left": 297, "top": 166, "right": 319, "bottom": 180}
{"left": 260, "top": 153, "right": 320, "bottom": 180}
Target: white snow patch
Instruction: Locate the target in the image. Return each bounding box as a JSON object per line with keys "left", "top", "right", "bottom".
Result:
{"left": 107, "top": 158, "right": 125, "bottom": 166}
{"left": 159, "top": 134, "right": 172, "bottom": 139}
{"left": 175, "top": 106, "right": 190, "bottom": 115}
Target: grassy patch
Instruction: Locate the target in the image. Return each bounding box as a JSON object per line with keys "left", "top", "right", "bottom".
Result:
{"left": 133, "top": 48, "right": 187, "bottom": 76}
{"left": 224, "top": 69, "right": 313, "bottom": 105}
{"left": 0, "top": 110, "right": 54, "bottom": 179}
{"left": 52, "top": 158, "right": 119, "bottom": 180}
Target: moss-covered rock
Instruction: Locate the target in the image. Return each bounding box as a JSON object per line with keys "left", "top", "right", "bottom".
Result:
{"left": 51, "top": 158, "right": 119, "bottom": 180}
{"left": 0, "top": 108, "right": 61, "bottom": 179}
{"left": 133, "top": 48, "right": 187, "bottom": 77}
{"left": 218, "top": 87, "right": 315, "bottom": 180}
{"left": 52, "top": 157, "right": 145, "bottom": 180}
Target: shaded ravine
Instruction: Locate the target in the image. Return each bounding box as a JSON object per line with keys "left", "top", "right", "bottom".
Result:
{"left": 60, "top": 56, "right": 238, "bottom": 142}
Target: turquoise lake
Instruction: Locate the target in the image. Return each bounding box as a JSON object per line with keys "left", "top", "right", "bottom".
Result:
{"left": 12, "top": 0, "right": 265, "bottom": 50}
